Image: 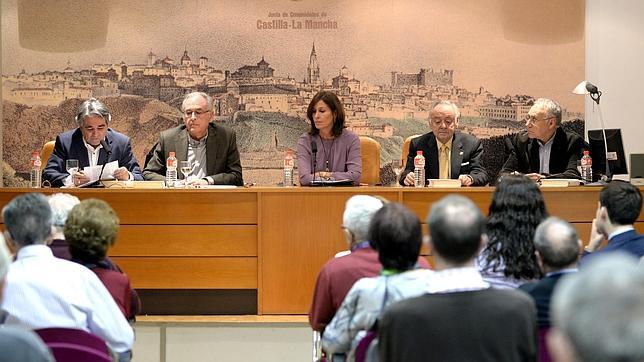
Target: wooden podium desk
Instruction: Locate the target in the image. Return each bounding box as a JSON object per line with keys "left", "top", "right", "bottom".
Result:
{"left": 1, "top": 186, "right": 642, "bottom": 315}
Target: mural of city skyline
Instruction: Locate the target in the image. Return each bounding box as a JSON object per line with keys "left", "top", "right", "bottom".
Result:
{"left": 1, "top": 0, "right": 585, "bottom": 185}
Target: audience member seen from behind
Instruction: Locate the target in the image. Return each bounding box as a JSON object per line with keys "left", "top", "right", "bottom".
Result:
{"left": 308, "top": 196, "right": 430, "bottom": 333}
{"left": 519, "top": 217, "right": 580, "bottom": 329}
{"left": 379, "top": 195, "right": 537, "bottom": 362}
{"left": 401, "top": 100, "right": 489, "bottom": 186}
{"left": 65, "top": 199, "right": 140, "bottom": 322}
{"left": 548, "top": 253, "right": 644, "bottom": 362}
{"left": 143, "top": 91, "right": 243, "bottom": 186}
{"left": 297, "top": 91, "right": 362, "bottom": 185}
{"left": 42, "top": 98, "right": 143, "bottom": 187}
{"left": 500, "top": 97, "right": 585, "bottom": 182}
{"left": 47, "top": 193, "right": 80, "bottom": 260}
{"left": 0, "top": 193, "right": 133, "bottom": 358}
{"left": 477, "top": 175, "right": 547, "bottom": 288}
{"left": 582, "top": 181, "right": 644, "bottom": 261}
{"left": 321, "top": 203, "right": 433, "bottom": 361}
{"left": 0, "top": 236, "right": 55, "bottom": 362}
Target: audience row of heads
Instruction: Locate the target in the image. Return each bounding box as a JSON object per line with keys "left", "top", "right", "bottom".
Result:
{"left": 2, "top": 193, "right": 120, "bottom": 264}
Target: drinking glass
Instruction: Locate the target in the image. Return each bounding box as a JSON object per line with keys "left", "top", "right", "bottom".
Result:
{"left": 66, "top": 159, "right": 79, "bottom": 185}
{"left": 179, "top": 160, "right": 192, "bottom": 187}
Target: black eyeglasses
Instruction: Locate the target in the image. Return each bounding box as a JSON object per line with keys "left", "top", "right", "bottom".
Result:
{"left": 183, "top": 109, "right": 211, "bottom": 117}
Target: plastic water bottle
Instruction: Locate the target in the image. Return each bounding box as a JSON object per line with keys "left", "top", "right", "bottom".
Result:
{"left": 414, "top": 151, "right": 426, "bottom": 188}
{"left": 30, "top": 151, "right": 42, "bottom": 188}
{"left": 166, "top": 151, "right": 177, "bottom": 188}
{"left": 580, "top": 150, "right": 593, "bottom": 183}
{"left": 283, "top": 149, "right": 294, "bottom": 187}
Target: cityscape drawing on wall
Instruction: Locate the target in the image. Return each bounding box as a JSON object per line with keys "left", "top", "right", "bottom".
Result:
{"left": 1, "top": 0, "right": 585, "bottom": 185}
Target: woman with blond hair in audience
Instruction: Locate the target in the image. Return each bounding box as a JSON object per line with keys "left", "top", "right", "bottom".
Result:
{"left": 65, "top": 198, "right": 140, "bottom": 322}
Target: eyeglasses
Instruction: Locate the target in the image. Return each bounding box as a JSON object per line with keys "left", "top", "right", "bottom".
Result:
{"left": 183, "top": 109, "right": 211, "bottom": 118}
{"left": 525, "top": 115, "right": 555, "bottom": 125}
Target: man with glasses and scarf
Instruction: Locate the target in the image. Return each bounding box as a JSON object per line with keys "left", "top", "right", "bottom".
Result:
{"left": 500, "top": 98, "right": 585, "bottom": 183}
{"left": 143, "top": 91, "right": 243, "bottom": 186}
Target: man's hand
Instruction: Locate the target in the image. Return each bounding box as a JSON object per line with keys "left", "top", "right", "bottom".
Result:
{"left": 72, "top": 171, "right": 90, "bottom": 186}
{"left": 188, "top": 178, "right": 209, "bottom": 186}
{"left": 113, "top": 167, "right": 130, "bottom": 181}
{"left": 459, "top": 174, "right": 473, "bottom": 186}
{"left": 525, "top": 173, "right": 544, "bottom": 182}
{"left": 403, "top": 172, "right": 415, "bottom": 186}
{"left": 585, "top": 218, "right": 606, "bottom": 252}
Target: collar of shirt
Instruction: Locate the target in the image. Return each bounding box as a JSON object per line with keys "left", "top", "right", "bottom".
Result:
{"left": 427, "top": 266, "right": 489, "bottom": 294}
{"left": 436, "top": 137, "right": 453, "bottom": 151}
{"left": 608, "top": 225, "right": 635, "bottom": 241}
{"left": 188, "top": 131, "right": 208, "bottom": 147}
{"left": 83, "top": 138, "right": 104, "bottom": 167}
{"left": 16, "top": 244, "right": 54, "bottom": 260}
{"left": 545, "top": 268, "right": 578, "bottom": 278}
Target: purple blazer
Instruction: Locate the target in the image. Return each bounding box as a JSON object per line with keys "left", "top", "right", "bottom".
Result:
{"left": 296, "top": 130, "right": 362, "bottom": 185}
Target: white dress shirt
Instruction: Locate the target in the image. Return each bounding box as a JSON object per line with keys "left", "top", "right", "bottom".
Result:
{"left": 1, "top": 245, "right": 134, "bottom": 353}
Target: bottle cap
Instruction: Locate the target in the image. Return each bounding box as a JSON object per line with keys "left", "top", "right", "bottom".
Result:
{"left": 416, "top": 151, "right": 423, "bottom": 156}
{"left": 583, "top": 150, "right": 589, "bottom": 155}
{"left": 31, "top": 151, "right": 40, "bottom": 157}
{"left": 169, "top": 151, "right": 176, "bottom": 157}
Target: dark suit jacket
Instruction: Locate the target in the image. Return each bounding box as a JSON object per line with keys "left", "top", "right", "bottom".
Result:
{"left": 400, "top": 131, "right": 489, "bottom": 186}
{"left": 143, "top": 122, "right": 243, "bottom": 186}
{"left": 519, "top": 272, "right": 571, "bottom": 328}
{"left": 42, "top": 128, "right": 143, "bottom": 187}
{"left": 500, "top": 127, "right": 585, "bottom": 179}
{"left": 581, "top": 230, "right": 644, "bottom": 265}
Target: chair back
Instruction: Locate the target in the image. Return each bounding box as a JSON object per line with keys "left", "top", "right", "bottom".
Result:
{"left": 40, "top": 140, "right": 55, "bottom": 171}
{"left": 400, "top": 134, "right": 421, "bottom": 168}
{"left": 538, "top": 327, "right": 553, "bottom": 362}
{"left": 35, "top": 327, "right": 111, "bottom": 362}
{"left": 359, "top": 136, "right": 381, "bottom": 185}
{"left": 354, "top": 330, "right": 378, "bottom": 362}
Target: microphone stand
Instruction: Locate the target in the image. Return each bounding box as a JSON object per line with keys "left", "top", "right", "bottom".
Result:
{"left": 89, "top": 140, "right": 112, "bottom": 188}
{"left": 311, "top": 139, "right": 318, "bottom": 183}
{"left": 589, "top": 89, "right": 611, "bottom": 181}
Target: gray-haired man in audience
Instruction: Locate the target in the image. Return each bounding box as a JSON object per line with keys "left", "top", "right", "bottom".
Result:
{"left": 548, "top": 253, "right": 644, "bottom": 362}
{"left": 0, "top": 193, "right": 133, "bottom": 360}
{"left": 379, "top": 195, "right": 537, "bottom": 362}
{"left": 519, "top": 217, "right": 580, "bottom": 328}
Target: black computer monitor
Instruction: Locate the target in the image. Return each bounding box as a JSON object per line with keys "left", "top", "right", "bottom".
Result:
{"left": 587, "top": 128, "right": 628, "bottom": 181}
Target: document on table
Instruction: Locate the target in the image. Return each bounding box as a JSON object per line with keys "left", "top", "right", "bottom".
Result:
{"left": 77, "top": 161, "right": 118, "bottom": 187}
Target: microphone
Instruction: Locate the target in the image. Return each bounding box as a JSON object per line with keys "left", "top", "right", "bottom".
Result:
{"left": 310, "top": 139, "right": 317, "bottom": 182}
{"left": 93, "top": 139, "right": 112, "bottom": 188}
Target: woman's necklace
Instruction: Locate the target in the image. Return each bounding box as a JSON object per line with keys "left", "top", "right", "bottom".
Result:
{"left": 320, "top": 136, "right": 336, "bottom": 172}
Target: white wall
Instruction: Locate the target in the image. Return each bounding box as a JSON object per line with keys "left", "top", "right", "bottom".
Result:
{"left": 586, "top": 0, "right": 644, "bottom": 165}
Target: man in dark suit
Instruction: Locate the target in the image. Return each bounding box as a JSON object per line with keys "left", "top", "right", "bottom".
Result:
{"left": 143, "top": 91, "right": 243, "bottom": 186}
{"left": 583, "top": 181, "right": 644, "bottom": 260}
{"left": 400, "top": 100, "right": 489, "bottom": 186}
{"left": 519, "top": 217, "right": 580, "bottom": 328}
{"left": 379, "top": 195, "right": 537, "bottom": 362}
{"left": 500, "top": 98, "right": 585, "bottom": 183}
{"left": 43, "top": 98, "right": 143, "bottom": 187}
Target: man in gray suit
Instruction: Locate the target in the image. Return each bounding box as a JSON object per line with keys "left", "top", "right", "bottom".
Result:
{"left": 143, "top": 92, "right": 243, "bottom": 186}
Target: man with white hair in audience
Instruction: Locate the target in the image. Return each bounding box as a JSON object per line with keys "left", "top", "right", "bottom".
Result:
{"left": 47, "top": 193, "right": 80, "bottom": 260}
{"left": 548, "top": 253, "right": 644, "bottom": 362}
{"left": 0, "top": 193, "right": 134, "bottom": 361}
{"left": 309, "top": 195, "right": 429, "bottom": 333}
{"left": 0, "top": 237, "right": 54, "bottom": 362}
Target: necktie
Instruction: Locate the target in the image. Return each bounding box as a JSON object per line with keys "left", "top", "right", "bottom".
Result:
{"left": 440, "top": 145, "right": 450, "bottom": 179}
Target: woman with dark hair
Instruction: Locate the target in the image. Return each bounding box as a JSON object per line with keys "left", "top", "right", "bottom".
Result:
{"left": 65, "top": 198, "right": 140, "bottom": 322}
{"left": 297, "top": 91, "right": 362, "bottom": 185}
{"left": 321, "top": 203, "right": 432, "bottom": 361}
{"left": 476, "top": 175, "right": 548, "bottom": 288}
